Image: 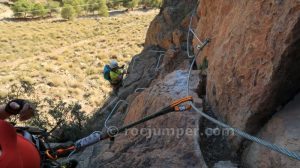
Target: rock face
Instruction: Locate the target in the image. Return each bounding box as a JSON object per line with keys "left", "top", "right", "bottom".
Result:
{"left": 95, "top": 70, "right": 205, "bottom": 168}
{"left": 195, "top": 0, "right": 300, "bottom": 146}
{"left": 69, "top": 0, "right": 300, "bottom": 167}
{"left": 70, "top": 70, "right": 206, "bottom": 168}
{"left": 242, "top": 93, "right": 300, "bottom": 168}
{"left": 145, "top": 0, "right": 198, "bottom": 49}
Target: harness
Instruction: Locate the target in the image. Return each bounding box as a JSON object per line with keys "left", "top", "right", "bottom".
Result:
{"left": 14, "top": 126, "right": 77, "bottom": 168}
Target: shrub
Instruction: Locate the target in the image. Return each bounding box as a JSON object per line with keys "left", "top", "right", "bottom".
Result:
{"left": 31, "top": 3, "right": 48, "bottom": 17}
{"left": 61, "top": 4, "right": 76, "bottom": 20}
{"left": 123, "top": 0, "right": 139, "bottom": 9}
{"left": 63, "top": 0, "right": 85, "bottom": 16}
{"left": 0, "top": 82, "right": 89, "bottom": 142}
{"left": 107, "top": 0, "right": 122, "bottom": 9}
{"left": 140, "top": 0, "right": 162, "bottom": 8}
{"left": 85, "top": 0, "right": 109, "bottom": 16}
{"left": 11, "top": 0, "right": 33, "bottom": 17}
{"left": 86, "top": 0, "right": 100, "bottom": 14}
{"left": 98, "top": 0, "right": 109, "bottom": 16}
{"left": 46, "top": 1, "right": 61, "bottom": 16}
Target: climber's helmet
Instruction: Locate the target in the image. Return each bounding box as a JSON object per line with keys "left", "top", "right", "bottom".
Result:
{"left": 109, "top": 60, "right": 118, "bottom": 69}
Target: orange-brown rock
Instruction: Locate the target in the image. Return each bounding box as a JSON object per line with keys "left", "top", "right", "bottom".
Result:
{"left": 195, "top": 0, "right": 300, "bottom": 148}
{"left": 145, "top": 0, "right": 198, "bottom": 49}
{"left": 69, "top": 70, "right": 206, "bottom": 168}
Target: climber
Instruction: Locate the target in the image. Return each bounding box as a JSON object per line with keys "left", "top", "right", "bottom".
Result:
{"left": 0, "top": 99, "right": 78, "bottom": 168}
{"left": 103, "top": 59, "right": 126, "bottom": 87}
{"left": 0, "top": 99, "right": 40, "bottom": 168}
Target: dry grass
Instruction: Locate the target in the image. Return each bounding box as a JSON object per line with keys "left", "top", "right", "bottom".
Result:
{"left": 0, "top": 10, "right": 158, "bottom": 114}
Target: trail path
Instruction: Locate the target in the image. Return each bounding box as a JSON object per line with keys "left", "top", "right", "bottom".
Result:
{"left": 4, "top": 37, "right": 98, "bottom": 70}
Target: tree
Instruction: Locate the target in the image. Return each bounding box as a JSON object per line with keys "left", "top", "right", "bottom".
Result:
{"left": 61, "top": 4, "right": 76, "bottom": 20}
{"left": 11, "top": 0, "right": 33, "bottom": 17}
{"left": 63, "top": 0, "right": 85, "bottom": 15}
{"left": 86, "top": 0, "right": 100, "bottom": 14}
{"left": 123, "top": 0, "right": 139, "bottom": 10}
{"left": 107, "top": 0, "right": 122, "bottom": 9}
{"left": 140, "top": 0, "right": 162, "bottom": 8}
{"left": 98, "top": 0, "right": 109, "bottom": 16}
{"left": 31, "top": 3, "right": 48, "bottom": 18}
{"left": 46, "top": 1, "right": 61, "bottom": 17}
{"left": 85, "top": 0, "right": 108, "bottom": 16}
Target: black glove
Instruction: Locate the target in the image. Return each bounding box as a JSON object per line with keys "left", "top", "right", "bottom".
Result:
{"left": 5, "top": 99, "right": 26, "bottom": 115}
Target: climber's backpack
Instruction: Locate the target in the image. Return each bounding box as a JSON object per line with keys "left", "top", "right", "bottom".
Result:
{"left": 103, "top": 65, "right": 111, "bottom": 81}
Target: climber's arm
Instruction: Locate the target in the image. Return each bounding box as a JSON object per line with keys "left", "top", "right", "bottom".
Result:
{"left": 0, "top": 104, "right": 11, "bottom": 120}
{"left": 0, "top": 100, "right": 35, "bottom": 121}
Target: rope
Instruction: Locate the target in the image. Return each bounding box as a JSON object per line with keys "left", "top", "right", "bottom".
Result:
{"left": 191, "top": 103, "right": 300, "bottom": 160}
{"left": 104, "top": 100, "right": 129, "bottom": 130}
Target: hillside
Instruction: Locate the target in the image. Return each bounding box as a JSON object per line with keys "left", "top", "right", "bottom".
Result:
{"left": 0, "top": 10, "right": 158, "bottom": 114}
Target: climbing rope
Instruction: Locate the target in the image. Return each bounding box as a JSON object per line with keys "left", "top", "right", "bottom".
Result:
{"left": 191, "top": 103, "right": 300, "bottom": 160}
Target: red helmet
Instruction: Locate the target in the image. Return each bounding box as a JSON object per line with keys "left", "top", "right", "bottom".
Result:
{"left": 0, "top": 120, "right": 40, "bottom": 168}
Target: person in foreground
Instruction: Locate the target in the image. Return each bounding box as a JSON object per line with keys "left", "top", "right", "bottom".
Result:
{"left": 0, "top": 99, "right": 40, "bottom": 168}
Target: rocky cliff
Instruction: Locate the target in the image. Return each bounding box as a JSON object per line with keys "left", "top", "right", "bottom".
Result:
{"left": 68, "top": 0, "right": 300, "bottom": 167}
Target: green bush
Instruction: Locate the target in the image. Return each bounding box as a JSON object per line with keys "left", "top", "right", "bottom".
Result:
{"left": 31, "top": 3, "right": 48, "bottom": 17}
{"left": 85, "top": 0, "right": 108, "bottom": 16}
{"left": 86, "top": 0, "right": 100, "bottom": 14}
{"left": 61, "top": 4, "right": 76, "bottom": 20}
{"left": 63, "top": 0, "right": 85, "bottom": 15}
{"left": 11, "top": 0, "right": 33, "bottom": 17}
{"left": 0, "top": 82, "right": 89, "bottom": 142}
{"left": 98, "top": 0, "right": 109, "bottom": 16}
{"left": 140, "top": 0, "right": 162, "bottom": 8}
{"left": 46, "top": 1, "right": 61, "bottom": 16}
{"left": 107, "top": 0, "right": 123, "bottom": 9}
{"left": 123, "top": 0, "right": 139, "bottom": 9}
